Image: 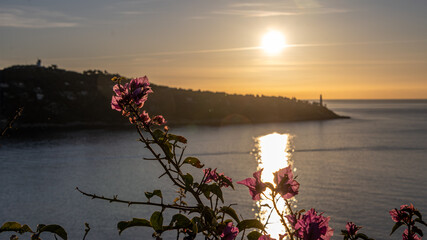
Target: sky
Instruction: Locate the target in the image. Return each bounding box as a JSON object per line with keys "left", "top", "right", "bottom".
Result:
{"left": 1, "top": 0, "right": 427, "bottom": 99}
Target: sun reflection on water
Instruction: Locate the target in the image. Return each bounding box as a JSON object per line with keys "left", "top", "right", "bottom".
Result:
{"left": 254, "top": 132, "right": 295, "bottom": 239}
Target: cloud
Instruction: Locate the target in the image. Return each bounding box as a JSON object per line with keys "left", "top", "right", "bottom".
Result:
{"left": 213, "top": 8, "right": 349, "bottom": 17}
{"left": 211, "top": 1, "right": 349, "bottom": 18}
{"left": 0, "top": 7, "right": 79, "bottom": 28}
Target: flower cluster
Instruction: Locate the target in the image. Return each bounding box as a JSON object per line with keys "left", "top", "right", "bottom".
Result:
{"left": 237, "top": 166, "right": 299, "bottom": 201}
{"left": 294, "top": 209, "right": 334, "bottom": 240}
{"left": 389, "top": 204, "right": 425, "bottom": 240}
{"left": 111, "top": 76, "right": 152, "bottom": 112}
{"left": 203, "top": 168, "right": 232, "bottom": 188}
{"left": 345, "top": 222, "right": 361, "bottom": 236}
{"left": 110, "top": 76, "right": 166, "bottom": 126}
{"left": 238, "top": 167, "right": 336, "bottom": 240}
{"left": 220, "top": 222, "right": 239, "bottom": 240}
{"left": 390, "top": 204, "right": 416, "bottom": 224}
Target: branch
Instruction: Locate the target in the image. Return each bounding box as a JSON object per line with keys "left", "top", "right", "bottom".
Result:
{"left": 76, "top": 187, "right": 196, "bottom": 211}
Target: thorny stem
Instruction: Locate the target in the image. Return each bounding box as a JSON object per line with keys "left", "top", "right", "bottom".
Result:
{"left": 143, "top": 124, "right": 204, "bottom": 206}
{"left": 135, "top": 124, "right": 185, "bottom": 188}
{"left": 263, "top": 205, "right": 276, "bottom": 230}
{"left": 270, "top": 191, "right": 294, "bottom": 240}
{"left": 76, "top": 187, "right": 196, "bottom": 211}
{"left": 128, "top": 105, "right": 221, "bottom": 238}
{"left": 82, "top": 223, "right": 90, "bottom": 240}
{"left": 284, "top": 199, "right": 294, "bottom": 216}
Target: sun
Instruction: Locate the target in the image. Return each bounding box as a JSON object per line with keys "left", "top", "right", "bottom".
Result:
{"left": 261, "top": 30, "right": 287, "bottom": 55}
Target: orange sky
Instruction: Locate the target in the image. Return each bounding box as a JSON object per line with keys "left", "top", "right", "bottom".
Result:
{"left": 1, "top": 0, "right": 427, "bottom": 99}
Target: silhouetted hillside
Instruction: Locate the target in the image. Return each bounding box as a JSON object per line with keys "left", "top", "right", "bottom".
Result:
{"left": 0, "top": 65, "right": 346, "bottom": 128}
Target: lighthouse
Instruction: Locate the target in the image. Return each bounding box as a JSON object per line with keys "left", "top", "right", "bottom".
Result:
{"left": 320, "top": 94, "right": 323, "bottom": 106}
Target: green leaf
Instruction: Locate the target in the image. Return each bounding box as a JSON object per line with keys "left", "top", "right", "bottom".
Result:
{"left": 36, "top": 224, "right": 46, "bottom": 233}
{"left": 161, "top": 142, "right": 174, "bottom": 159}
{"left": 183, "top": 157, "right": 204, "bottom": 168}
{"left": 191, "top": 217, "right": 201, "bottom": 234}
{"left": 152, "top": 129, "right": 165, "bottom": 141}
{"left": 247, "top": 231, "right": 262, "bottom": 240}
{"left": 145, "top": 190, "right": 163, "bottom": 200}
{"left": 219, "top": 175, "right": 234, "bottom": 189}
{"left": 39, "top": 225, "right": 67, "bottom": 240}
{"left": 167, "top": 134, "right": 187, "bottom": 144}
{"left": 182, "top": 174, "right": 194, "bottom": 188}
{"left": 415, "top": 218, "right": 427, "bottom": 227}
{"left": 20, "top": 225, "right": 33, "bottom": 234}
{"left": 412, "top": 226, "right": 423, "bottom": 237}
{"left": 209, "top": 184, "right": 224, "bottom": 203}
{"left": 0, "top": 222, "right": 33, "bottom": 234}
{"left": 0, "top": 222, "right": 21, "bottom": 232}
{"left": 390, "top": 222, "right": 404, "bottom": 236}
{"left": 355, "top": 233, "right": 369, "bottom": 240}
{"left": 237, "top": 219, "right": 265, "bottom": 232}
{"left": 414, "top": 210, "right": 422, "bottom": 219}
{"left": 341, "top": 230, "right": 349, "bottom": 236}
{"left": 117, "top": 218, "right": 151, "bottom": 234}
{"left": 201, "top": 207, "right": 217, "bottom": 226}
{"left": 220, "top": 206, "right": 240, "bottom": 223}
{"left": 150, "top": 211, "right": 164, "bottom": 232}
{"left": 170, "top": 214, "right": 191, "bottom": 229}
{"left": 198, "top": 184, "right": 210, "bottom": 198}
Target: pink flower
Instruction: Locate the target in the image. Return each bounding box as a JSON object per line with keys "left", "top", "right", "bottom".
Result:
{"left": 273, "top": 166, "right": 299, "bottom": 200}
{"left": 220, "top": 222, "right": 239, "bottom": 240}
{"left": 390, "top": 206, "right": 412, "bottom": 223}
{"left": 295, "top": 209, "right": 334, "bottom": 240}
{"left": 204, "top": 168, "right": 219, "bottom": 183}
{"left": 129, "top": 76, "right": 152, "bottom": 106}
{"left": 111, "top": 76, "right": 153, "bottom": 112}
{"left": 258, "top": 235, "right": 276, "bottom": 240}
{"left": 403, "top": 229, "right": 421, "bottom": 240}
{"left": 111, "top": 95, "right": 123, "bottom": 111}
{"left": 139, "top": 111, "right": 151, "bottom": 125}
{"left": 152, "top": 115, "right": 166, "bottom": 125}
{"left": 113, "top": 83, "right": 128, "bottom": 96}
{"left": 286, "top": 214, "right": 297, "bottom": 227}
{"left": 237, "top": 169, "right": 267, "bottom": 201}
{"left": 345, "top": 222, "right": 361, "bottom": 236}
{"left": 218, "top": 173, "right": 232, "bottom": 188}
{"left": 203, "top": 169, "right": 232, "bottom": 187}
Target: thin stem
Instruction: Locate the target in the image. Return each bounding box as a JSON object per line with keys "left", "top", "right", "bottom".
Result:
{"left": 284, "top": 199, "right": 294, "bottom": 216}
{"left": 135, "top": 125, "right": 186, "bottom": 188}
{"left": 271, "top": 192, "right": 294, "bottom": 240}
{"left": 76, "top": 187, "right": 196, "bottom": 211}
{"left": 82, "top": 223, "right": 90, "bottom": 240}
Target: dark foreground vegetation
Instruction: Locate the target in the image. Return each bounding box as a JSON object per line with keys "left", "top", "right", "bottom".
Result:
{"left": 0, "top": 65, "right": 345, "bottom": 129}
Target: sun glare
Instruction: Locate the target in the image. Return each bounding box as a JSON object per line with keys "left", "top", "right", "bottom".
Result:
{"left": 255, "top": 133, "right": 294, "bottom": 238}
{"left": 261, "top": 30, "right": 287, "bottom": 55}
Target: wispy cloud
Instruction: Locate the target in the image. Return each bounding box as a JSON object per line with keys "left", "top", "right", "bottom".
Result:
{"left": 47, "top": 39, "right": 427, "bottom": 62}
{"left": 255, "top": 60, "right": 427, "bottom": 67}
{"left": 212, "top": 1, "right": 349, "bottom": 18}
{"left": 118, "top": 10, "right": 155, "bottom": 15}
{"left": 213, "top": 8, "right": 349, "bottom": 17}
{"left": 0, "top": 7, "right": 79, "bottom": 28}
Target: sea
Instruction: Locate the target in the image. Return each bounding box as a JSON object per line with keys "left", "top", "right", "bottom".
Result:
{"left": 0, "top": 100, "right": 426, "bottom": 240}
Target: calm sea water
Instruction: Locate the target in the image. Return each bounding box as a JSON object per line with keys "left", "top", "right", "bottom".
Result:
{"left": 1, "top": 100, "right": 426, "bottom": 240}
